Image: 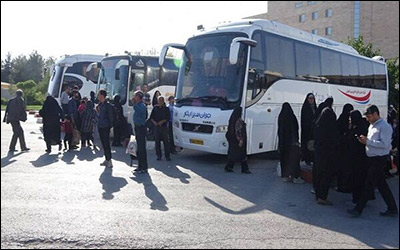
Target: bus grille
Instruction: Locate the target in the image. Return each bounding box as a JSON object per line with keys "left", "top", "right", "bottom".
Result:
{"left": 182, "top": 123, "right": 213, "bottom": 134}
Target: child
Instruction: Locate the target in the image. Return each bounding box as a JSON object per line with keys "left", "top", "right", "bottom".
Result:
{"left": 78, "top": 97, "right": 88, "bottom": 115}
{"left": 62, "top": 116, "right": 73, "bottom": 151}
{"left": 80, "top": 100, "right": 97, "bottom": 148}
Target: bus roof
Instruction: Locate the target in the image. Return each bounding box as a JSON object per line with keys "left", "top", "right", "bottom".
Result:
{"left": 196, "top": 19, "right": 360, "bottom": 57}
{"left": 56, "top": 54, "right": 104, "bottom": 66}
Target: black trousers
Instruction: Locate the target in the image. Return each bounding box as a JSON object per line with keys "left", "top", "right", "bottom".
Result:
{"left": 355, "top": 156, "right": 398, "bottom": 213}
{"left": 135, "top": 125, "right": 148, "bottom": 170}
{"left": 154, "top": 125, "right": 170, "bottom": 159}
{"left": 61, "top": 104, "right": 69, "bottom": 115}
{"left": 64, "top": 133, "right": 72, "bottom": 150}
{"left": 9, "top": 121, "right": 26, "bottom": 150}
{"left": 225, "top": 160, "right": 249, "bottom": 172}
{"left": 98, "top": 127, "right": 112, "bottom": 161}
{"left": 168, "top": 122, "right": 176, "bottom": 153}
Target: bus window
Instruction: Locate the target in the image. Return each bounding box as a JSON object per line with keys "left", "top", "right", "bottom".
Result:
{"left": 358, "top": 59, "right": 374, "bottom": 88}
{"left": 49, "top": 66, "right": 64, "bottom": 97}
{"left": 321, "top": 48, "right": 341, "bottom": 84}
{"left": 65, "top": 62, "right": 92, "bottom": 77}
{"left": 265, "top": 33, "right": 295, "bottom": 80}
{"left": 373, "top": 63, "right": 387, "bottom": 90}
{"left": 129, "top": 71, "right": 145, "bottom": 106}
{"left": 341, "top": 54, "right": 359, "bottom": 87}
{"left": 295, "top": 42, "right": 321, "bottom": 77}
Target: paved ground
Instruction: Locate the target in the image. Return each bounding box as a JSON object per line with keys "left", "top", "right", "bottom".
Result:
{"left": 1, "top": 111, "right": 399, "bottom": 249}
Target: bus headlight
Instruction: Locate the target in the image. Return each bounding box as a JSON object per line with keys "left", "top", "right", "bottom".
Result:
{"left": 216, "top": 125, "right": 228, "bottom": 133}
{"left": 174, "top": 121, "right": 180, "bottom": 128}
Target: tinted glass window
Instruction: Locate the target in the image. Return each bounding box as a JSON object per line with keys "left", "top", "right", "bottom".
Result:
{"left": 65, "top": 62, "right": 92, "bottom": 76}
{"left": 341, "top": 54, "right": 359, "bottom": 86}
{"left": 373, "top": 63, "right": 386, "bottom": 90}
{"left": 248, "top": 32, "right": 265, "bottom": 102}
{"left": 62, "top": 75, "right": 83, "bottom": 90}
{"left": 321, "top": 49, "right": 341, "bottom": 84}
{"left": 359, "top": 59, "right": 374, "bottom": 88}
{"left": 295, "top": 42, "right": 321, "bottom": 76}
{"left": 266, "top": 34, "right": 296, "bottom": 78}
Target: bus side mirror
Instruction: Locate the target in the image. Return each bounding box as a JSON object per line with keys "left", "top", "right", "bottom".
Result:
{"left": 229, "top": 38, "right": 257, "bottom": 65}
{"left": 85, "top": 62, "right": 100, "bottom": 83}
{"left": 159, "top": 43, "right": 186, "bottom": 66}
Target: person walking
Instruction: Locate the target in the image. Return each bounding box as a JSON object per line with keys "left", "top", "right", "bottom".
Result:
{"left": 96, "top": 90, "right": 114, "bottom": 168}
{"left": 80, "top": 100, "right": 97, "bottom": 148}
{"left": 39, "top": 95, "right": 64, "bottom": 153}
{"left": 301, "top": 93, "right": 317, "bottom": 167}
{"left": 314, "top": 97, "right": 339, "bottom": 205}
{"left": 167, "top": 95, "right": 177, "bottom": 154}
{"left": 132, "top": 91, "right": 148, "bottom": 174}
{"left": 348, "top": 105, "right": 398, "bottom": 217}
{"left": 3, "top": 89, "right": 30, "bottom": 152}
{"left": 336, "top": 103, "right": 354, "bottom": 193}
{"left": 224, "top": 107, "right": 251, "bottom": 174}
{"left": 60, "top": 86, "right": 70, "bottom": 114}
{"left": 150, "top": 96, "right": 171, "bottom": 161}
{"left": 278, "top": 103, "right": 304, "bottom": 184}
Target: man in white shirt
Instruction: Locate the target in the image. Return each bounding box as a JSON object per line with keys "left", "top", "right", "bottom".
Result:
{"left": 348, "top": 105, "right": 398, "bottom": 218}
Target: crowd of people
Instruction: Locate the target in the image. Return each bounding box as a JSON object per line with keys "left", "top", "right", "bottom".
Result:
{"left": 272, "top": 93, "right": 398, "bottom": 218}
{"left": 3, "top": 88, "right": 399, "bottom": 218}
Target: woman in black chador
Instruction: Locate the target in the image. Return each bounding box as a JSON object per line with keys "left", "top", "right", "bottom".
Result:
{"left": 225, "top": 107, "right": 251, "bottom": 174}
{"left": 347, "top": 110, "right": 375, "bottom": 204}
{"left": 314, "top": 98, "right": 339, "bottom": 205}
{"left": 336, "top": 103, "right": 354, "bottom": 193}
{"left": 279, "top": 102, "right": 304, "bottom": 184}
{"left": 301, "top": 93, "right": 317, "bottom": 166}
{"left": 39, "top": 95, "right": 64, "bottom": 153}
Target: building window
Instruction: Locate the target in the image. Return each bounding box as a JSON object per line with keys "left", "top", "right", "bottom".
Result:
{"left": 299, "top": 14, "right": 306, "bottom": 23}
{"left": 312, "top": 29, "right": 318, "bottom": 35}
{"left": 307, "top": 1, "right": 317, "bottom": 5}
{"left": 312, "top": 11, "right": 318, "bottom": 20}
{"left": 325, "top": 9, "right": 332, "bottom": 17}
{"left": 325, "top": 27, "right": 332, "bottom": 36}
{"left": 354, "top": 1, "right": 360, "bottom": 38}
{"left": 295, "top": 2, "right": 303, "bottom": 8}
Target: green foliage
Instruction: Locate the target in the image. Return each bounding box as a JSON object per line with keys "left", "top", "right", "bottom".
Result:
{"left": 387, "top": 58, "right": 399, "bottom": 107}
{"left": 8, "top": 51, "right": 45, "bottom": 84}
{"left": 345, "top": 36, "right": 381, "bottom": 58}
{"left": 1, "top": 97, "right": 7, "bottom": 105}
{"left": 1, "top": 52, "right": 12, "bottom": 83}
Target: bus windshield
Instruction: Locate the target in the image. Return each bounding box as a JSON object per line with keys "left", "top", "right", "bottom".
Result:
{"left": 176, "top": 33, "right": 248, "bottom": 109}
{"left": 99, "top": 57, "right": 129, "bottom": 104}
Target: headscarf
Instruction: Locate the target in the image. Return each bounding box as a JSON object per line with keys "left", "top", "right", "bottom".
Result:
{"left": 152, "top": 91, "right": 161, "bottom": 107}
{"left": 301, "top": 93, "right": 317, "bottom": 127}
{"left": 41, "top": 95, "right": 63, "bottom": 118}
{"left": 302, "top": 93, "right": 317, "bottom": 112}
{"left": 349, "top": 110, "right": 364, "bottom": 128}
{"left": 278, "top": 103, "right": 299, "bottom": 147}
{"left": 337, "top": 103, "right": 354, "bottom": 136}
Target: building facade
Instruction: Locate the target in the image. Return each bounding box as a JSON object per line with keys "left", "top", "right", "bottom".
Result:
{"left": 246, "top": 1, "right": 399, "bottom": 59}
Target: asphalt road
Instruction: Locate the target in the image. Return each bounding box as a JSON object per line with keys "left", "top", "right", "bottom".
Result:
{"left": 1, "top": 111, "right": 399, "bottom": 249}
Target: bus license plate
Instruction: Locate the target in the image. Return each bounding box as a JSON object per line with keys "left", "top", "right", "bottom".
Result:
{"left": 190, "top": 139, "right": 204, "bottom": 145}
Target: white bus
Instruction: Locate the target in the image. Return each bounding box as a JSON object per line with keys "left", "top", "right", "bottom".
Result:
{"left": 47, "top": 54, "right": 103, "bottom": 102}
{"left": 159, "top": 19, "right": 389, "bottom": 155}
{"left": 86, "top": 55, "right": 179, "bottom": 130}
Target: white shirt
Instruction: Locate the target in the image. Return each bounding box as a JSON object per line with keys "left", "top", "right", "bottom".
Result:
{"left": 60, "top": 91, "right": 70, "bottom": 105}
{"left": 366, "top": 118, "right": 393, "bottom": 157}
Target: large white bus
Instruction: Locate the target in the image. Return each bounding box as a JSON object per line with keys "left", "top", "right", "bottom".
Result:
{"left": 86, "top": 55, "right": 179, "bottom": 129}
{"left": 47, "top": 54, "right": 104, "bottom": 102}
{"left": 159, "top": 19, "right": 389, "bottom": 155}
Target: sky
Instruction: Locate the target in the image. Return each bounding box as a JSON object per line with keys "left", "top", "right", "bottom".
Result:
{"left": 1, "top": 1, "right": 268, "bottom": 60}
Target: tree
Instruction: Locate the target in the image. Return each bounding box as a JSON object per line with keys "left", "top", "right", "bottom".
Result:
{"left": 10, "top": 54, "right": 28, "bottom": 84}
{"left": 10, "top": 51, "right": 45, "bottom": 84}
{"left": 1, "top": 52, "right": 12, "bottom": 83}
{"left": 345, "top": 36, "right": 381, "bottom": 58}
{"left": 387, "top": 58, "right": 399, "bottom": 107}
{"left": 16, "top": 80, "right": 37, "bottom": 105}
